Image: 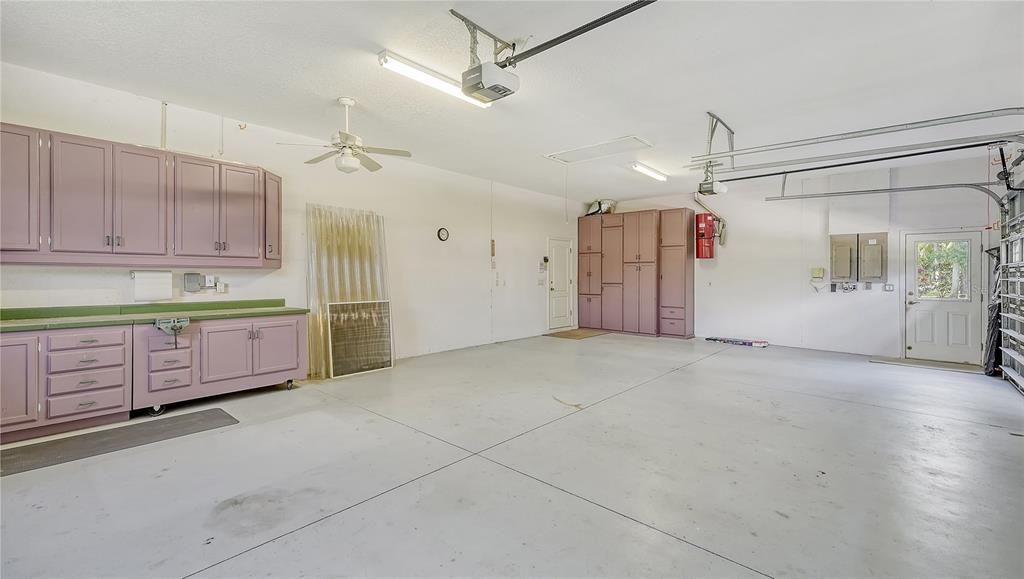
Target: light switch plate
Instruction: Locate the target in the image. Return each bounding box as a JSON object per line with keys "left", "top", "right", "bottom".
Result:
{"left": 883, "top": 284, "right": 895, "bottom": 292}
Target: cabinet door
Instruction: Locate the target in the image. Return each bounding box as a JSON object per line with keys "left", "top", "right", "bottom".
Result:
{"left": 623, "top": 212, "right": 640, "bottom": 263}
{"left": 590, "top": 254, "right": 602, "bottom": 294}
{"left": 589, "top": 295, "right": 602, "bottom": 329}
{"left": 253, "top": 318, "right": 299, "bottom": 375}
{"left": 601, "top": 227, "right": 623, "bottom": 284}
{"left": 601, "top": 284, "right": 623, "bottom": 331}
{"left": 622, "top": 264, "right": 639, "bottom": 333}
{"left": 660, "top": 246, "right": 686, "bottom": 307}
{"left": 639, "top": 211, "right": 659, "bottom": 261}
{"left": 220, "top": 165, "right": 261, "bottom": 258}
{"left": 50, "top": 133, "right": 113, "bottom": 253}
{"left": 1, "top": 334, "right": 40, "bottom": 428}
{"left": 1, "top": 124, "right": 40, "bottom": 251}
{"left": 578, "top": 254, "right": 591, "bottom": 294}
{"left": 660, "top": 208, "right": 688, "bottom": 247}
{"left": 200, "top": 322, "right": 253, "bottom": 382}
{"left": 114, "top": 145, "right": 167, "bottom": 255}
{"left": 638, "top": 263, "right": 658, "bottom": 334}
{"left": 578, "top": 296, "right": 591, "bottom": 328}
{"left": 578, "top": 217, "right": 591, "bottom": 253}
{"left": 175, "top": 156, "right": 221, "bottom": 257}
{"left": 578, "top": 215, "right": 601, "bottom": 253}
{"left": 264, "top": 171, "right": 282, "bottom": 260}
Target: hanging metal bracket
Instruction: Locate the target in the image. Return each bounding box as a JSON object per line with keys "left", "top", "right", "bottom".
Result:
{"left": 450, "top": 9, "right": 515, "bottom": 66}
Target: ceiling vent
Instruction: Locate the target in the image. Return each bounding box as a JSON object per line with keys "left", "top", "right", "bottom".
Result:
{"left": 545, "top": 136, "right": 653, "bottom": 164}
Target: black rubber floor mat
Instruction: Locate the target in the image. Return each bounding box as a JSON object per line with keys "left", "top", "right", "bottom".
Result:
{"left": 1, "top": 408, "right": 238, "bottom": 476}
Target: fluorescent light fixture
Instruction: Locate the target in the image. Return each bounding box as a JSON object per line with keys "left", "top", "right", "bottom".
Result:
{"left": 632, "top": 162, "right": 668, "bottom": 181}
{"left": 378, "top": 50, "right": 490, "bottom": 109}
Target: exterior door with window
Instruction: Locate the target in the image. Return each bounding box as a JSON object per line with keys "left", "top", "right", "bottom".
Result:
{"left": 904, "top": 231, "right": 983, "bottom": 364}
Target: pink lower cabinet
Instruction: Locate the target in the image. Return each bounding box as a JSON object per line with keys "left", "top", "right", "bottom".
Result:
{"left": 601, "top": 284, "right": 623, "bottom": 331}
{"left": 134, "top": 314, "right": 307, "bottom": 411}
{"left": 1, "top": 326, "right": 133, "bottom": 441}
{"left": 578, "top": 295, "right": 602, "bottom": 329}
{"left": 622, "top": 263, "right": 658, "bottom": 334}
{"left": 1, "top": 334, "right": 40, "bottom": 429}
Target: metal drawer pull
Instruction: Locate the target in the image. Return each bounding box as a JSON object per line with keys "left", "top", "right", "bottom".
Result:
{"left": 79, "top": 338, "right": 100, "bottom": 344}
{"left": 77, "top": 400, "right": 98, "bottom": 409}
{"left": 163, "top": 378, "right": 180, "bottom": 384}
{"left": 78, "top": 379, "right": 98, "bottom": 386}
{"left": 162, "top": 359, "right": 181, "bottom": 365}
{"left": 78, "top": 358, "right": 99, "bottom": 364}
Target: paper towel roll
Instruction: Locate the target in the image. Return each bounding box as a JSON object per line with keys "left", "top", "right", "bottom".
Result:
{"left": 131, "top": 270, "right": 173, "bottom": 302}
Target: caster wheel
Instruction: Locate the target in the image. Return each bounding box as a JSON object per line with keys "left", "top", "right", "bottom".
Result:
{"left": 285, "top": 380, "right": 295, "bottom": 390}
{"left": 147, "top": 405, "right": 166, "bottom": 417}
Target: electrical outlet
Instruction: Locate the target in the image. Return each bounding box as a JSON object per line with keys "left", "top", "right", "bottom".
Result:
{"left": 883, "top": 284, "right": 895, "bottom": 292}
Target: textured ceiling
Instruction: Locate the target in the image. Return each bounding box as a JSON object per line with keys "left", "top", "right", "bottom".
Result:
{"left": 2, "top": 1, "right": 1022, "bottom": 201}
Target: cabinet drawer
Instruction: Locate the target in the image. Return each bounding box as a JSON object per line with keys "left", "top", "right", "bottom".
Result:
{"left": 148, "top": 368, "right": 192, "bottom": 392}
{"left": 660, "top": 318, "right": 687, "bottom": 336}
{"left": 149, "top": 348, "right": 192, "bottom": 371}
{"left": 602, "top": 214, "right": 623, "bottom": 227}
{"left": 48, "top": 367, "right": 126, "bottom": 396}
{"left": 660, "top": 306, "right": 686, "bottom": 320}
{"left": 48, "top": 329, "right": 125, "bottom": 351}
{"left": 48, "top": 346, "right": 125, "bottom": 374}
{"left": 147, "top": 334, "right": 192, "bottom": 351}
{"left": 47, "top": 387, "right": 126, "bottom": 419}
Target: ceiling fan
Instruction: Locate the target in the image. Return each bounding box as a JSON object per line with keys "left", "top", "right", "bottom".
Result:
{"left": 277, "top": 97, "right": 411, "bottom": 173}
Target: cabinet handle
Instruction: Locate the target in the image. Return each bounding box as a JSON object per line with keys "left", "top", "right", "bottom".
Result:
{"left": 163, "top": 378, "right": 180, "bottom": 384}
{"left": 268, "top": 243, "right": 273, "bottom": 253}
{"left": 115, "top": 235, "right": 123, "bottom": 246}
{"left": 78, "top": 358, "right": 99, "bottom": 364}
{"left": 214, "top": 241, "right": 222, "bottom": 251}
{"left": 79, "top": 338, "right": 99, "bottom": 344}
{"left": 162, "top": 359, "right": 180, "bottom": 365}
{"left": 247, "top": 329, "right": 253, "bottom": 340}
{"left": 104, "top": 235, "right": 112, "bottom": 246}
{"left": 78, "top": 379, "right": 98, "bottom": 386}
{"left": 222, "top": 241, "right": 229, "bottom": 251}
{"left": 77, "top": 400, "right": 98, "bottom": 409}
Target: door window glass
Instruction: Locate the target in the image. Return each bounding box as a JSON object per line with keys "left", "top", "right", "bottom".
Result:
{"left": 916, "top": 240, "right": 970, "bottom": 300}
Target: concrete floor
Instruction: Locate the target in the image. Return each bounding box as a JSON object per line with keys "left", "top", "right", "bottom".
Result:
{"left": 2, "top": 334, "right": 1022, "bottom": 578}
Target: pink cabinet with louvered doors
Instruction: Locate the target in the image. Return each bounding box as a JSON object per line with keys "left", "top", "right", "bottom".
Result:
{"left": 0, "top": 124, "right": 41, "bottom": 251}
{"left": 50, "top": 132, "right": 113, "bottom": 253}
{"left": 1, "top": 334, "right": 40, "bottom": 429}
{"left": 264, "top": 171, "right": 283, "bottom": 260}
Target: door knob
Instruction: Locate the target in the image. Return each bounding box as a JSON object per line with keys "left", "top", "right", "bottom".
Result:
{"left": 907, "top": 300, "right": 920, "bottom": 305}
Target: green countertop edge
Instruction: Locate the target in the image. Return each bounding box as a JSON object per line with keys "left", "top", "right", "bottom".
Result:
{"left": 1, "top": 299, "right": 286, "bottom": 320}
{"left": 0, "top": 302, "right": 308, "bottom": 333}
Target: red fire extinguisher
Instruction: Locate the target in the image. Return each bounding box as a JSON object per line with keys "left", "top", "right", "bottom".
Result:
{"left": 695, "top": 212, "right": 716, "bottom": 259}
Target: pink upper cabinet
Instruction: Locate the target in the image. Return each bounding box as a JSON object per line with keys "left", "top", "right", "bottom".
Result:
{"left": 0, "top": 124, "right": 40, "bottom": 251}
{"left": 638, "top": 211, "right": 658, "bottom": 262}
{"left": 114, "top": 145, "right": 168, "bottom": 255}
{"left": 175, "top": 156, "right": 221, "bottom": 257}
{"left": 623, "top": 213, "right": 640, "bottom": 263}
{"left": 264, "top": 171, "right": 282, "bottom": 260}
{"left": 50, "top": 132, "right": 113, "bottom": 253}
{"left": 601, "top": 226, "right": 623, "bottom": 284}
{"left": 220, "top": 165, "right": 261, "bottom": 258}
{"left": 660, "top": 208, "right": 689, "bottom": 247}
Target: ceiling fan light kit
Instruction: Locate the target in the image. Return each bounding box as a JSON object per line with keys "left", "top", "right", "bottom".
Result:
{"left": 278, "top": 97, "right": 412, "bottom": 173}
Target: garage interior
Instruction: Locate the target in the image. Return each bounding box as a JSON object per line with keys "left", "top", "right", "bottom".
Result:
{"left": 0, "top": 2, "right": 1022, "bottom": 578}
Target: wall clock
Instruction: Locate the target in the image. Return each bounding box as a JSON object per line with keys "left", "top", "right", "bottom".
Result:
{"left": 437, "top": 227, "right": 449, "bottom": 242}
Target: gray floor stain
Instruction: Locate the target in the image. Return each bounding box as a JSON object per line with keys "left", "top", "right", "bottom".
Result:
{"left": 206, "top": 487, "right": 326, "bottom": 536}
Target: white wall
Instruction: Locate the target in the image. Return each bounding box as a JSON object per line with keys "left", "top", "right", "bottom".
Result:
{"left": 618, "top": 158, "right": 1000, "bottom": 357}
{"left": 0, "top": 63, "right": 583, "bottom": 359}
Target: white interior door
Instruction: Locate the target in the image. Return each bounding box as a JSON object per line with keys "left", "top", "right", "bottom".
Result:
{"left": 904, "top": 231, "right": 983, "bottom": 364}
{"left": 548, "top": 238, "right": 572, "bottom": 329}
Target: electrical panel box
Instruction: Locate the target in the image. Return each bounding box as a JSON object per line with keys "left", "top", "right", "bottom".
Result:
{"left": 830, "top": 234, "right": 858, "bottom": 281}
{"left": 858, "top": 232, "right": 888, "bottom": 283}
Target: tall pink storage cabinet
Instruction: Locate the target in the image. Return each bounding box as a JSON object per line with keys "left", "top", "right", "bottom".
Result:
{"left": 577, "top": 215, "right": 603, "bottom": 328}
{"left": 576, "top": 208, "right": 693, "bottom": 338}
{"left": 659, "top": 208, "right": 695, "bottom": 338}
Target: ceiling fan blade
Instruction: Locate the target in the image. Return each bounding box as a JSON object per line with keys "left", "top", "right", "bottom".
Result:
{"left": 354, "top": 152, "right": 383, "bottom": 172}
{"left": 277, "top": 142, "right": 332, "bottom": 147}
{"left": 305, "top": 150, "right": 341, "bottom": 164}
{"left": 337, "top": 131, "right": 359, "bottom": 146}
{"left": 362, "top": 146, "right": 412, "bottom": 158}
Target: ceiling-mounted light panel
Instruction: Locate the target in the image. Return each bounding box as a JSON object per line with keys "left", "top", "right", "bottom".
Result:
{"left": 378, "top": 50, "right": 490, "bottom": 109}
{"left": 632, "top": 162, "right": 668, "bottom": 182}
{"left": 545, "top": 136, "right": 652, "bottom": 164}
